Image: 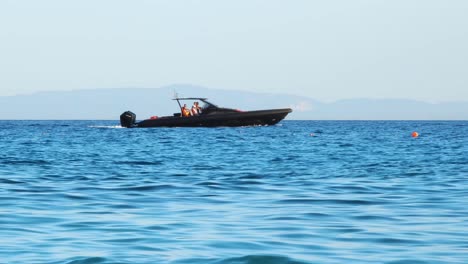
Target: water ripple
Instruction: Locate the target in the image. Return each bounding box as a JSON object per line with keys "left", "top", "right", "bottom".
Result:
{"left": 0, "top": 120, "right": 467, "bottom": 264}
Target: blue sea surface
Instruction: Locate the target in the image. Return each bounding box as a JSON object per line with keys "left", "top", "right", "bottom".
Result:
{"left": 0, "top": 120, "right": 467, "bottom": 264}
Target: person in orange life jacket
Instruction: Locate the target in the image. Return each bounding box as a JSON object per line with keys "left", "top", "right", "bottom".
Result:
{"left": 181, "top": 104, "right": 191, "bottom": 117}
{"left": 191, "top": 101, "right": 202, "bottom": 116}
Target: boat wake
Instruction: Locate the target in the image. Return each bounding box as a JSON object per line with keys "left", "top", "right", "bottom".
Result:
{"left": 88, "top": 125, "right": 124, "bottom": 129}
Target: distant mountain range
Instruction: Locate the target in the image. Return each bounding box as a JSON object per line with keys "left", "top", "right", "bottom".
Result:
{"left": 1, "top": 84, "right": 467, "bottom": 120}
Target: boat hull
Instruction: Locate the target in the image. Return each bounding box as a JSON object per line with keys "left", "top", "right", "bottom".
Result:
{"left": 134, "top": 108, "right": 292, "bottom": 128}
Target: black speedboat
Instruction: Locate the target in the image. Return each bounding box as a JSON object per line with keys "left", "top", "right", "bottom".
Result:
{"left": 120, "top": 97, "right": 292, "bottom": 128}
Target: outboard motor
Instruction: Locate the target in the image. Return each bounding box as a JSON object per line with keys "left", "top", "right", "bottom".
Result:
{"left": 120, "top": 111, "right": 136, "bottom": 128}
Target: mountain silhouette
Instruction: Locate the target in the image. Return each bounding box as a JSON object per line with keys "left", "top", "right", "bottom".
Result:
{"left": 0, "top": 85, "right": 466, "bottom": 120}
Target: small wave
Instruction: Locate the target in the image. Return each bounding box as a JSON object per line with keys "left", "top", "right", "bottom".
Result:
{"left": 63, "top": 193, "right": 91, "bottom": 201}
{"left": 114, "top": 160, "right": 164, "bottom": 165}
{"left": 175, "top": 255, "right": 308, "bottom": 264}
{"left": 0, "top": 178, "right": 25, "bottom": 184}
{"left": 115, "top": 184, "right": 175, "bottom": 191}
{"left": 64, "top": 257, "right": 108, "bottom": 264}
{"left": 375, "top": 237, "right": 425, "bottom": 245}
{"left": 213, "top": 255, "right": 307, "bottom": 264}
{"left": 0, "top": 159, "right": 50, "bottom": 165}
{"left": 385, "top": 260, "right": 430, "bottom": 264}
{"left": 277, "top": 198, "right": 378, "bottom": 205}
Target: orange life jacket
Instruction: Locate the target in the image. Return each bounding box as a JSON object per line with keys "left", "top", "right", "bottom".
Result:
{"left": 181, "top": 107, "right": 190, "bottom": 117}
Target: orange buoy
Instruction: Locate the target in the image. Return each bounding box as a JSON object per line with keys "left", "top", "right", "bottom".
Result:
{"left": 412, "top": 131, "right": 419, "bottom": 138}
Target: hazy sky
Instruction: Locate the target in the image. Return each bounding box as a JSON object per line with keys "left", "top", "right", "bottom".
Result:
{"left": 1, "top": 0, "right": 467, "bottom": 102}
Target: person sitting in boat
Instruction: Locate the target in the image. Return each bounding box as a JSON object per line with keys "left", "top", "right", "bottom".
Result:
{"left": 181, "top": 104, "right": 191, "bottom": 117}
{"left": 191, "top": 101, "right": 202, "bottom": 116}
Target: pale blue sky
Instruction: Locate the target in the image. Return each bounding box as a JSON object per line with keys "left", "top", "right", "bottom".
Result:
{"left": 1, "top": 0, "right": 467, "bottom": 102}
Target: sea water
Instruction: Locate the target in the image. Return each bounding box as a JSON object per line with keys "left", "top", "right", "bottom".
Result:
{"left": 0, "top": 120, "right": 467, "bottom": 264}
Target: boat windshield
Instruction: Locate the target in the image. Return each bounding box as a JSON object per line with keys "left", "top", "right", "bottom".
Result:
{"left": 174, "top": 98, "right": 219, "bottom": 115}
{"left": 199, "top": 99, "right": 218, "bottom": 110}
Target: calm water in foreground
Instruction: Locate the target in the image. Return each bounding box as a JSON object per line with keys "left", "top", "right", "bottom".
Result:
{"left": 0, "top": 120, "right": 467, "bottom": 264}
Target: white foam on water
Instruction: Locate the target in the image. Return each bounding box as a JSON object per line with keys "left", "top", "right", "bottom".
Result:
{"left": 88, "top": 125, "right": 124, "bottom": 129}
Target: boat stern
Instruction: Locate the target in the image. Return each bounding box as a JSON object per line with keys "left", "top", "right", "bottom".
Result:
{"left": 120, "top": 111, "right": 136, "bottom": 128}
